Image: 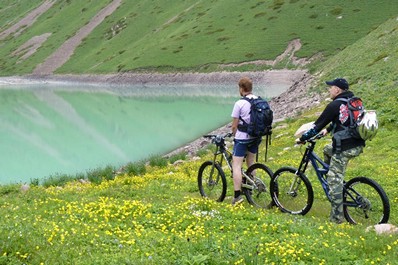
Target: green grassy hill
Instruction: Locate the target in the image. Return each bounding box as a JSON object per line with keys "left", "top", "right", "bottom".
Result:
{"left": 1, "top": 0, "right": 398, "bottom": 75}
{"left": 0, "top": 12, "right": 398, "bottom": 264}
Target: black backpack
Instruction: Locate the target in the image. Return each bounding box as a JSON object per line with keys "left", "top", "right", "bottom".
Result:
{"left": 238, "top": 96, "right": 273, "bottom": 137}
{"left": 238, "top": 96, "right": 273, "bottom": 161}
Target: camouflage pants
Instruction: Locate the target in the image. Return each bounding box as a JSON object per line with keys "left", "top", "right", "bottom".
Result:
{"left": 323, "top": 144, "right": 363, "bottom": 223}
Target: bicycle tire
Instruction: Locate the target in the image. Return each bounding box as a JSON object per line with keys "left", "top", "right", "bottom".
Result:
{"left": 270, "top": 167, "right": 314, "bottom": 215}
{"left": 198, "top": 161, "right": 227, "bottom": 202}
{"left": 343, "top": 176, "right": 390, "bottom": 225}
{"left": 242, "top": 163, "right": 274, "bottom": 208}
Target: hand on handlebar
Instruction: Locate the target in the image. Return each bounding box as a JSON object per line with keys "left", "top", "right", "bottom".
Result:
{"left": 319, "top": 129, "right": 329, "bottom": 136}
{"left": 295, "top": 131, "right": 326, "bottom": 145}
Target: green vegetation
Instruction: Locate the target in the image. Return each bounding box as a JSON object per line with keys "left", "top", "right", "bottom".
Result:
{"left": 1, "top": 1, "right": 398, "bottom": 264}
{"left": 1, "top": 0, "right": 398, "bottom": 75}
{"left": 0, "top": 0, "right": 43, "bottom": 29}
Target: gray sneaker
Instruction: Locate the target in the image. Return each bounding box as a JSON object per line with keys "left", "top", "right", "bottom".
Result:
{"left": 329, "top": 217, "right": 345, "bottom": 224}
{"left": 232, "top": 196, "right": 244, "bottom": 206}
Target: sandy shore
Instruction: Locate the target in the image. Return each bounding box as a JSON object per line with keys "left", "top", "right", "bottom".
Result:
{"left": 0, "top": 70, "right": 306, "bottom": 86}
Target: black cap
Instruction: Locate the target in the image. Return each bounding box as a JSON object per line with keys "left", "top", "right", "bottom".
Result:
{"left": 325, "top": 78, "right": 349, "bottom": 90}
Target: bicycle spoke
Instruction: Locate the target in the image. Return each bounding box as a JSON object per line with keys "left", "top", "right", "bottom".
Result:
{"left": 343, "top": 177, "right": 390, "bottom": 225}
{"left": 243, "top": 163, "right": 274, "bottom": 208}
{"left": 271, "top": 167, "right": 313, "bottom": 215}
{"left": 198, "top": 161, "right": 227, "bottom": 202}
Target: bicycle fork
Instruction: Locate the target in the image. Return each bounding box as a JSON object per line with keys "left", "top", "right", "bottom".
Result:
{"left": 207, "top": 154, "right": 223, "bottom": 187}
{"left": 287, "top": 172, "right": 302, "bottom": 197}
{"left": 206, "top": 164, "right": 218, "bottom": 187}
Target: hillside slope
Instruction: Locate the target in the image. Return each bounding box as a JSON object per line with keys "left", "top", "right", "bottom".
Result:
{"left": 0, "top": 0, "right": 398, "bottom": 75}
{"left": 316, "top": 17, "right": 398, "bottom": 129}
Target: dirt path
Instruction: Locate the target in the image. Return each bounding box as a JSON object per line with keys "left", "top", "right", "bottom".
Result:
{"left": 12, "top": 33, "right": 52, "bottom": 62}
{"left": 0, "top": 0, "right": 54, "bottom": 40}
{"left": 220, "top": 39, "right": 312, "bottom": 68}
{"left": 4, "top": 1, "right": 312, "bottom": 77}
{"left": 33, "top": 0, "right": 122, "bottom": 75}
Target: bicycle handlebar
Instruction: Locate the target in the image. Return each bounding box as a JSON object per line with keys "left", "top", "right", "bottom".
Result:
{"left": 203, "top": 132, "right": 233, "bottom": 139}
{"left": 296, "top": 133, "right": 324, "bottom": 145}
{"left": 309, "top": 133, "right": 325, "bottom": 141}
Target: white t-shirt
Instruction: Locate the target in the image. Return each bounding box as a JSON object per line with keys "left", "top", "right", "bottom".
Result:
{"left": 231, "top": 94, "right": 258, "bottom": 140}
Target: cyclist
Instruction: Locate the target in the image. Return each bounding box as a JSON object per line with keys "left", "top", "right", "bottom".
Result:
{"left": 296, "top": 78, "right": 365, "bottom": 223}
{"left": 230, "top": 77, "right": 262, "bottom": 205}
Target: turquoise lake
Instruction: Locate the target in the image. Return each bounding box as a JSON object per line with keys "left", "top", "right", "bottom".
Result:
{"left": 0, "top": 81, "right": 287, "bottom": 184}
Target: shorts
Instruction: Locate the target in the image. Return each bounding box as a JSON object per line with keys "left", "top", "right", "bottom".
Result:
{"left": 233, "top": 138, "right": 262, "bottom": 157}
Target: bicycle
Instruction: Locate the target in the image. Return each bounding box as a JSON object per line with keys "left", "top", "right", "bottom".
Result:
{"left": 197, "top": 133, "right": 274, "bottom": 208}
{"left": 270, "top": 133, "right": 390, "bottom": 225}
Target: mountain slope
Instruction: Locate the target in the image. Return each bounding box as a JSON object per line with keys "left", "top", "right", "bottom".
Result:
{"left": 0, "top": 17, "right": 398, "bottom": 265}
{"left": 316, "top": 17, "right": 398, "bottom": 129}
{"left": 0, "top": 0, "right": 398, "bottom": 75}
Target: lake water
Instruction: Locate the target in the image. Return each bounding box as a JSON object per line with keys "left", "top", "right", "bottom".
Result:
{"left": 0, "top": 81, "right": 288, "bottom": 184}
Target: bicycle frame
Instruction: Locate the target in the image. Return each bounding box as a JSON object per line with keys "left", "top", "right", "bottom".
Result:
{"left": 298, "top": 139, "right": 368, "bottom": 205}
{"left": 210, "top": 137, "right": 232, "bottom": 173}
{"left": 297, "top": 139, "right": 331, "bottom": 201}
{"left": 208, "top": 135, "right": 256, "bottom": 188}
{"left": 199, "top": 133, "right": 275, "bottom": 208}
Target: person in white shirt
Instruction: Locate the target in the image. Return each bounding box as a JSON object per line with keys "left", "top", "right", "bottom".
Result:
{"left": 230, "top": 77, "right": 262, "bottom": 205}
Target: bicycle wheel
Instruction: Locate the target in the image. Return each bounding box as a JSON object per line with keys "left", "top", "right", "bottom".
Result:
{"left": 270, "top": 167, "right": 314, "bottom": 215}
{"left": 242, "top": 163, "right": 274, "bottom": 208}
{"left": 343, "top": 177, "right": 390, "bottom": 225}
{"left": 198, "top": 161, "right": 227, "bottom": 202}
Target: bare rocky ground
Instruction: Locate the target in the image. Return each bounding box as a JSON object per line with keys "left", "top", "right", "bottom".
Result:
{"left": 163, "top": 70, "right": 323, "bottom": 158}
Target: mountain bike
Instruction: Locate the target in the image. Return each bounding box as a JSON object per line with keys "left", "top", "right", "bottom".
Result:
{"left": 197, "top": 133, "right": 273, "bottom": 208}
{"left": 270, "top": 133, "right": 390, "bottom": 225}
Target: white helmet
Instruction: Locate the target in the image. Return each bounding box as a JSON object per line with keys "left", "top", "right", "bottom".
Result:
{"left": 358, "top": 110, "right": 378, "bottom": 140}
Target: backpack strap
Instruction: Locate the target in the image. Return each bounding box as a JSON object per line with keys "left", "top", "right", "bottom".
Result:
{"left": 335, "top": 98, "right": 355, "bottom": 126}
{"left": 238, "top": 117, "right": 249, "bottom": 132}
{"left": 237, "top": 96, "right": 253, "bottom": 132}
{"left": 333, "top": 97, "right": 356, "bottom": 154}
{"left": 264, "top": 133, "right": 271, "bottom": 162}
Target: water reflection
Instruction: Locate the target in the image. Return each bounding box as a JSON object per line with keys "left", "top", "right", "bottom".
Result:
{"left": 0, "top": 82, "right": 286, "bottom": 184}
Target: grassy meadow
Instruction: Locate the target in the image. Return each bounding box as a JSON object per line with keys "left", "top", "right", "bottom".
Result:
{"left": 0, "top": 1, "right": 398, "bottom": 264}
{"left": 1, "top": 102, "right": 397, "bottom": 264}
{"left": 1, "top": 16, "right": 398, "bottom": 264}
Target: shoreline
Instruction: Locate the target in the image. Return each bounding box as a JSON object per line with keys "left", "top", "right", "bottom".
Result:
{"left": 1, "top": 70, "right": 306, "bottom": 86}
{"left": 0, "top": 70, "right": 323, "bottom": 160}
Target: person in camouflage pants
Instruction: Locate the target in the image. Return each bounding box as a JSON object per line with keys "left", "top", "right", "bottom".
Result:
{"left": 323, "top": 144, "right": 363, "bottom": 223}
{"left": 297, "top": 78, "right": 365, "bottom": 224}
